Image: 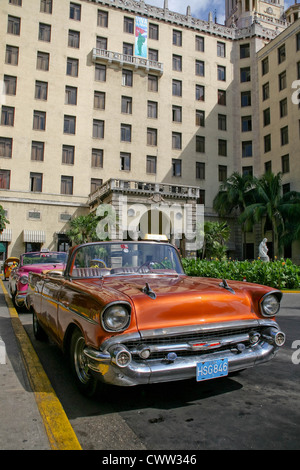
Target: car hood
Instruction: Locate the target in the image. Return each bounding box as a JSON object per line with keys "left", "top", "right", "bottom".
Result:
{"left": 103, "top": 275, "right": 266, "bottom": 331}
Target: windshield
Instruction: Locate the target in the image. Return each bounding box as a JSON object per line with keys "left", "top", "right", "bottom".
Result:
{"left": 70, "top": 242, "right": 184, "bottom": 277}
{"left": 21, "top": 252, "right": 67, "bottom": 266}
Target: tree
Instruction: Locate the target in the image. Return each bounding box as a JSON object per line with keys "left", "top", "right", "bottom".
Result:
{"left": 66, "top": 213, "right": 99, "bottom": 245}
{"left": 0, "top": 205, "right": 9, "bottom": 234}
{"left": 201, "top": 221, "right": 230, "bottom": 260}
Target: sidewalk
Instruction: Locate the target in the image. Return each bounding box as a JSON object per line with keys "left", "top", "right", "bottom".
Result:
{"left": 0, "top": 279, "right": 81, "bottom": 450}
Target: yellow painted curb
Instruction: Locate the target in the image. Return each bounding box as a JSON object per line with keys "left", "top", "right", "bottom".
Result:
{"left": 0, "top": 280, "right": 82, "bottom": 450}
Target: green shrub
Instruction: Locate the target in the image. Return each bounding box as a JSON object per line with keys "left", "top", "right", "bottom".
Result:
{"left": 181, "top": 258, "right": 300, "bottom": 290}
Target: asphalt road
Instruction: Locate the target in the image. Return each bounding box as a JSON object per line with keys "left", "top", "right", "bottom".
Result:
{"left": 18, "top": 292, "right": 300, "bottom": 451}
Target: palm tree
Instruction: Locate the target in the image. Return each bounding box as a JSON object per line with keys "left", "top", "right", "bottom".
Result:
{"left": 240, "top": 172, "right": 300, "bottom": 258}
{"left": 66, "top": 213, "right": 99, "bottom": 245}
{"left": 213, "top": 172, "right": 255, "bottom": 258}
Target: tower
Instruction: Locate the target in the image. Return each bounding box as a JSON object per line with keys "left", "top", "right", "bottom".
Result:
{"left": 225, "top": 0, "right": 286, "bottom": 29}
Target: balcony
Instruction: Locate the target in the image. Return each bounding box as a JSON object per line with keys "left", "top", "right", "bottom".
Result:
{"left": 92, "top": 48, "right": 164, "bottom": 74}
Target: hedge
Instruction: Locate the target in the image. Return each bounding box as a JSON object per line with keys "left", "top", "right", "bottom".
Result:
{"left": 181, "top": 258, "right": 300, "bottom": 290}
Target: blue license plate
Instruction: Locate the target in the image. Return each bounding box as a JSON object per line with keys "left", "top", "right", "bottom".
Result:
{"left": 196, "top": 358, "right": 228, "bottom": 381}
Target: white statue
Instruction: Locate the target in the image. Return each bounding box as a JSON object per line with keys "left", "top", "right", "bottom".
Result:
{"left": 259, "top": 238, "right": 269, "bottom": 262}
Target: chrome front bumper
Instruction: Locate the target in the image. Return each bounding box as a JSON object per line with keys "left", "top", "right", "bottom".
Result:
{"left": 84, "top": 320, "right": 285, "bottom": 387}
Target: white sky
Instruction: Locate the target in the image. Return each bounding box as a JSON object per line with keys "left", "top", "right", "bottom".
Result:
{"left": 146, "top": 0, "right": 296, "bottom": 25}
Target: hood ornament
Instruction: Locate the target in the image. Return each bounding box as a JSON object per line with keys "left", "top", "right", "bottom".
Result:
{"left": 219, "top": 279, "right": 235, "bottom": 295}
{"left": 142, "top": 282, "right": 156, "bottom": 299}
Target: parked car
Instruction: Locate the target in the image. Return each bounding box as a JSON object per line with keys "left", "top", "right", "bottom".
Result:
{"left": 9, "top": 250, "right": 67, "bottom": 308}
{"left": 26, "top": 240, "right": 285, "bottom": 397}
{"left": 3, "top": 257, "right": 19, "bottom": 280}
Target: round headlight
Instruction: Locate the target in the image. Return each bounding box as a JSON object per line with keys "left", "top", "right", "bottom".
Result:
{"left": 102, "top": 304, "right": 130, "bottom": 332}
{"left": 261, "top": 294, "right": 280, "bottom": 317}
{"left": 19, "top": 275, "right": 28, "bottom": 285}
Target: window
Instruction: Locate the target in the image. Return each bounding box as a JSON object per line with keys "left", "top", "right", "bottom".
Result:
{"left": 68, "top": 30, "right": 80, "bottom": 48}
{"left": 97, "top": 10, "right": 108, "bottom": 27}
{"left": 241, "top": 115, "right": 252, "bottom": 132}
{"left": 149, "top": 23, "right": 159, "bottom": 40}
{"left": 7, "top": 16, "right": 20, "bottom": 35}
{"left": 278, "top": 44, "right": 286, "bottom": 64}
{"left": 279, "top": 71, "right": 286, "bottom": 91}
{"left": 173, "top": 55, "right": 182, "bottom": 72}
{"left": 196, "top": 136, "right": 205, "bottom": 153}
{"left": 5, "top": 45, "right": 19, "bottom": 65}
{"left": 281, "top": 126, "right": 288, "bottom": 146}
{"left": 31, "top": 141, "right": 44, "bottom": 161}
{"left": 122, "top": 69, "right": 133, "bottom": 87}
{"left": 37, "top": 51, "right": 49, "bottom": 71}
{"left": 70, "top": 3, "right": 81, "bottom": 21}
{"left": 263, "top": 108, "right": 270, "bottom": 127}
{"left": 240, "top": 67, "right": 251, "bottom": 82}
{"left": 195, "top": 60, "right": 204, "bottom": 77}
{"left": 0, "top": 138, "right": 12, "bottom": 158}
{"left": 64, "top": 86, "right": 77, "bottom": 105}
{"left": 280, "top": 98, "right": 287, "bottom": 118}
{"left": 172, "top": 159, "right": 182, "bottom": 177}
{"left": 218, "top": 65, "right": 226, "bottom": 81}
{"left": 121, "top": 96, "right": 132, "bottom": 114}
{"left": 148, "top": 49, "right": 158, "bottom": 61}
{"left": 196, "top": 162, "right": 205, "bottom": 180}
{"left": 95, "top": 64, "right": 106, "bottom": 82}
{"left": 0, "top": 170, "right": 11, "bottom": 189}
{"left": 218, "top": 114, "right": 227, "bottom": 131}
{"left": 35, "top": 81, "right": 48, "bottom": 100}
{"left": 40, "top": 0, "right": 52, "bottom": 14}
{"left": 120, "top": 152, "right": 131, "bottom": 171}
{"left": 146, "top": 156, "right": 157, "bottom": 174}
{"left": 195, "top": 35, "right": 204, "bottom": 52}
{"left": 240, "top": 43, "right": 250, "bottom": 58}
{"left": 94, "top": 91, "right": 105, "bottom": 109}
{"left": 147, "top": 128, "right": 157, "bottom": 146}
{"left": 242, "top": 166, "right": 253, "bottom": 177}
{"left": 172, "top": 80, "right": 182, "bottom": 97}
{"left": 218, "top": 139, "right": 227, "bottom": 156}
{"left": 64, "top": 115, "right": 76, "bottom": 134}
{"left": 30, "top": 172, "right": 43, "bottom": 192}
{"left": 282, "top": 154, "right": 289, "bottom": 173}
{"left": 172, "top": 132, "right": 182, "bottom": 149}
{"left": 297, "top": 32, "right": 300, "bottom": 51}
{"left": 91, "top": 149, "right": 103, "bottom": 168}
{"left": 4, "top": 75, "right": 17, "bottom": 95}
{"left": 242, "top": 141, "right": 252, "bottom": 157}
{"left": 196, "top": 110, "right": 205, "bottom": 127}
{"left": 262, "top": 82, "right": 269, "bottom": 101}
{"left": 262, "top": 57, "right": 269, "bottom": 75}
{"left": 97, "top": 37, "right": 107, "bottom": 50}
{"left": 218, "top": 90, "right": 226, "bottom": 105}
{"left": 148, "top": 75, "right": 158, "bottom": 92}
{"left": 38, "top": 23, "right": 51, "bottom": 42}
{"left": 264, "top": 134, "right": 271, "bottom": 153}
{"left": 123, "top": 42, "right": 133, "bottom": 56}
{"left": 217, "top": 42, "right": 226, "bottom": 57}
{"left": 93, "top": 119, "right": 104, "bottom": 139}
{"left": 218, "top": 165, "right": 227, "bottom": 182}
{"left": 265, "top": 161, "right": 272, "bottom": 173}
{"left": 67, "top": 58, "right": 78, "bottom": 77}
{"left": 196, "top": 85, "right": 204, "bottom": 101}
{"left": 91, "top": 178, "right": 102, "bottom": 193}
{"left": 124, "top": 17, "right": 134, "bottom": 34}
{"left": 9, "top": 0, "right": 22, "bottom": 5}
{"left": 173, "top": 30, "right": 182, "bottom": 46}
{"left": 172, "top": 105, "right": 182, "bottom": 123}
{"left": 1, "top": 106, "right": 14, "bottom": 126}
{"left": 241, "top": 91, "right": 251, "bottom": 107}
{"left": 33, "top": 111, "right": 46, "bottom": 130}
{"left": 147, "top": 101, "right": 158, "bottom": 119}
{"left": 61, "top": 176, "right": 73, "bottom": 195}
{"left": 121, "top": 124, "right": 131, "bottom": 142}
{"left": 62, "top": 145, "right": 74, "bottom": 165}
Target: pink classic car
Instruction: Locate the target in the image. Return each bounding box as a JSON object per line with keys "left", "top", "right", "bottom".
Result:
{"left": 9, "top": 250, "right": 67, "bottom": 308}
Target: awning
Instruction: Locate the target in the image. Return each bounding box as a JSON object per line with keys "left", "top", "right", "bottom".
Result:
{"left": 23, "top": 230, "right": 45, "bottom": 243}
{"left": 0, "top": 229, "right": 12, "bottom": 242}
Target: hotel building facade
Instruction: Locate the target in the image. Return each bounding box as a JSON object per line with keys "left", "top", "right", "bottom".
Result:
{"left": 0, "top": 0, "right": 299, "bottom": 261}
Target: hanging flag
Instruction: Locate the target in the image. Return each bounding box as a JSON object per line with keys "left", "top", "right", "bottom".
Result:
{"left": 135, "top": 16, "right": 148, "bottom": 58}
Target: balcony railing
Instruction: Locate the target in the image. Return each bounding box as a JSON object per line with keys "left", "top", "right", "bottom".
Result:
{"left": 88, "top": 178, "right": 200, "bottom": 205}
{"left": 92, "top": 48, "right": 164, "bottom": 74}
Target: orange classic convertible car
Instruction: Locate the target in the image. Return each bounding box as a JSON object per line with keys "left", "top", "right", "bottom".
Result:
{"left": 26, "top": 240, "right": 285, "bottom": 396}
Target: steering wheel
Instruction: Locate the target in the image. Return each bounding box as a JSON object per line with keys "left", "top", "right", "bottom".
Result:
{"left": 137, "top": 260, "right": 165, "bottom": 272}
